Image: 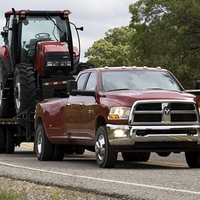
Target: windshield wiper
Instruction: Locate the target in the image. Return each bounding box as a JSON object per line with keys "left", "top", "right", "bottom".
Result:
{"left": 108, "top": 88, "right": 130, "bottom": 92}
{"left": 146, "top": 87, "right": 165, "bottom": 90}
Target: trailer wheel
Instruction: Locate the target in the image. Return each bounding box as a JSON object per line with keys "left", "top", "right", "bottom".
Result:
{"left": 5, "top": 127, "right": 15, "bottom": 153}
{"left": 14, "top": 64, "right": 36, "bottom": 114}
{"left": 0, "top": 127, "right": 5, "bottom": 153}
{"left": 95, "top": 126, "right": 117, "bottom": 168}
{"left": 35, "top": 124, "right": 53, "bottom": 161}
{"left": 0, "top": 61, "right": 15, "bottom": 117}
{"left": 185, "top": 152, "right": 200, "bottom": 168}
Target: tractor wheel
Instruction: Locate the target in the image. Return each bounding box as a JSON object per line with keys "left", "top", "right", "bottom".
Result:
{"left": 0, "top": 126, "right": 5, "bottom": 153}
{"left": 14, "top": 64, "right": 36, "bottom": 114}
{"left": 0, "top": 61, "right": 15, "bottom": 117}
{"left": 95, "top": 126, "right": 117, "bottom": 168}
{"left": 35, "top": 124, "right": 53, "bottom": 161}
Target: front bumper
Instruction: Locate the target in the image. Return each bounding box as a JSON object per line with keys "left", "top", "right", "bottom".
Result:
{"left": 106, "top": 124, "right": 200, "bottom": 147}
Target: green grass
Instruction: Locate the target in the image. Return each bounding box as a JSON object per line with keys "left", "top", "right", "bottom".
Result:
{"left": 0, "top": 190, "right": 27, "bottom": 200}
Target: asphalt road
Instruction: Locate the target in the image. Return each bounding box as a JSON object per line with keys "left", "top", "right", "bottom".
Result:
{"left": 0, "top": 143, "right": 200, "bottom": 200}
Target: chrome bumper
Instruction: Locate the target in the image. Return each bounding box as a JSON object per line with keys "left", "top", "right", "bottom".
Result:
{"left": 106, "top": 124, "right": 200, "bottom": 146}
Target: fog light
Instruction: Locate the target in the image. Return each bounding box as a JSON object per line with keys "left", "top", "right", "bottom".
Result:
{"left": 114, "top": 129, "right": 127, "bottom": 138}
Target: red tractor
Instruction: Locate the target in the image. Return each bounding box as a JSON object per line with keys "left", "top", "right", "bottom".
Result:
{"left": 0, "top": 8, "right": 85, "bottom": 118}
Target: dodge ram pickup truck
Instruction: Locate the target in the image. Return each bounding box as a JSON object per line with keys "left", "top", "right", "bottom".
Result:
{"left": 34, "top": 66, "right": 200, "bottom": 168}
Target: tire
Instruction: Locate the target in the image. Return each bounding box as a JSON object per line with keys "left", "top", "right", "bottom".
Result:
{"left": 0, "top": 126, "right": 5, "bottom": 153}
{"left": 5, "top": 127, "right": 15, "bottom": 153}
{"left": 185, "top": 152, "right": 200, "bottom": 168}
{"left": 0, "top": 61, "right": 15, "bottom": 117}
{"left": 137, "top": 152, "right": 151, "bottom": 162}
{"left": 14, "top": 64, "right": 36, "bottom": 114}
{"left": 52, "top": 145, "right": 65, "bottom": 161}
{"left": 122, "top": 152, "right": 139, "bottom": 161}
{"left": 35, "top": 124, "right": 53, "bottom": 161}
{"left": 95, "top": 126, "right": 117, "bottom": 168}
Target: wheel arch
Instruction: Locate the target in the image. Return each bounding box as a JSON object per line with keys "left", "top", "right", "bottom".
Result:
{"left": 95, "top": 115, "right": 106, "bottom": 134}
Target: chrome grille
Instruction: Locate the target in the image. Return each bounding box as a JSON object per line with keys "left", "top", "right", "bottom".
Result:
{"left": 129, "top": 100, "right": 198, "bottom": 124}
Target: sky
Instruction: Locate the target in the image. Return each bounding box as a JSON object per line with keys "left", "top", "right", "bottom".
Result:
{"left": 0, "top": 0, "right": 137, "bottom": 61}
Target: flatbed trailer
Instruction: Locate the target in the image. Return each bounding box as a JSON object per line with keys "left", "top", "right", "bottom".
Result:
{"left": 0, "top": 75, "right": 75, "bottom": 153}
{"left": 0, "top": 109, "right": 35, "bottom": 153}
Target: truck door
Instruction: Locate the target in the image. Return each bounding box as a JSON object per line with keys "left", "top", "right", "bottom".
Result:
{"left": 77, "top": 72, "right": 97, "bottom": 144}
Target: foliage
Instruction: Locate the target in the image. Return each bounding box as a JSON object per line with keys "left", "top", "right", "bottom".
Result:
{"left": 85, "top": 0, "right": 200, "bottom": 88}
{"left": 129, "top": 0, "right": 200, "bottom": 88}
{"left": 85, "top": 26, "right": 134, "bottom": 67}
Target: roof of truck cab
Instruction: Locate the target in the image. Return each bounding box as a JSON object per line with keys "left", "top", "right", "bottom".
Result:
{"left": 84, "top": 66, "right": 168, "bottom": 72}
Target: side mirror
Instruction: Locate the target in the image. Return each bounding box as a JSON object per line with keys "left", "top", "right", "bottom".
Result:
{"left": 67, "top": 80, "right": 77, "bottom": 95}
{"left": 196, "top": 80, "right": 200, "bottom": 89}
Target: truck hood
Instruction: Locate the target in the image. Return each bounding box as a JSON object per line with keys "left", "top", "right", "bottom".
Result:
{"left": 101, "top": 90, "right": 198, "bottom": 107}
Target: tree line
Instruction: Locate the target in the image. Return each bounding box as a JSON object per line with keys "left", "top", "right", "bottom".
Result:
{"left": 85, "top": 0, "right": 200, "bottom": 89}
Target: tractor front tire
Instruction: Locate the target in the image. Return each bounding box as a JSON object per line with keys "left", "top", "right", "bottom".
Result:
{"left": 14, "top": 64, "right": 36, "bottom": 114}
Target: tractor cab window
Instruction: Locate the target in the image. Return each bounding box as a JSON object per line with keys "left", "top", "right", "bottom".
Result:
{"left": 21, "top": 16, "right": 69, "bottom": 62}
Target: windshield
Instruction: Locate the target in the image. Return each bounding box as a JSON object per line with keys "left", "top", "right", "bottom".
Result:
{"left": 21, "top": 16, "right": 68, "bottom": 49}
{"left": 101, "top": 70, "right": 183, "bottom": 92}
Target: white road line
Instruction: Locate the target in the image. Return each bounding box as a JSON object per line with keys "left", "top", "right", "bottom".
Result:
{"left": 0, "top": 162, "right": 200, "bottom": 195}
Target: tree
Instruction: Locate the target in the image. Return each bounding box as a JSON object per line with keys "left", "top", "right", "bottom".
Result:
{"left": 85, "top": 26, "right": 134, "bottom": 67}
{"left": 129, "top": 0, "right": 200, "bottom": 88}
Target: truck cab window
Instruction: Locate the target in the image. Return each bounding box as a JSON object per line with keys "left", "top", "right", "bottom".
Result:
{"left": 85, "top": 72, "right": 96, "bottom": 90}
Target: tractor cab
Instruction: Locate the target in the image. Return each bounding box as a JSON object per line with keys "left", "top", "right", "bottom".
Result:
{"left": 1, "top": 9, "right": 80, "bottom": 76}
{"left": 0, "top": 8, "right": 84, "bottom": 118}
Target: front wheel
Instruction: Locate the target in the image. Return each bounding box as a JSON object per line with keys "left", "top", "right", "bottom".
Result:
{"left": 35, "top": 124, "right": 53, "bottom": 161}
{"left": 185, "top": 152, "right": 200, "bottom": 168}
{"left": 14, "top": 64, "right": 36, "bottom": 114}
{"left": 95, "top": 126, "right": 117, "bottom": 168}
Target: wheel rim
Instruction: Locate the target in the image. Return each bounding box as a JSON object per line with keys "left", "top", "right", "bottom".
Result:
{"left": 95, "top": 134, "right": 105, "bottom": 161}
{"left": 37, "top": 131, "right": 42, "bottom": 154}
{"left": 14, "top": 76, "right": 21, "bottom": 110}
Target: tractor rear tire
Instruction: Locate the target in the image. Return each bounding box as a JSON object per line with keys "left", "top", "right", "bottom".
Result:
{"left": 0, "top": 61, "right": 15, "bottom": 117}
{"left": 14, "top": 64, "right": 36, "bottom": 114}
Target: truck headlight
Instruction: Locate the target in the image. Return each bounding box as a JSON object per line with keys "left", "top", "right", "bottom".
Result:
{"left": 108, "top": 107, "right": 131, "bottom": 120}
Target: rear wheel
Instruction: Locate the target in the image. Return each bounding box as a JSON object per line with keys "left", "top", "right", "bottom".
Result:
{"left": 35, "top": 124, "right": 53, "bottom": 161}
{"left": 122, "top": 152, "right": 139, "bottom": 161}
{"left": 95, "top": 126, "right": 117, "bottom": 168}
{"left": 0, "top": 61, "right": 15, "bottom": 117}
{"left": 185, "top": 152, "right": 200, "bottom": 168}
{"left": 14, "top": 64, "right": 36, "bottom": 114}
{"left": 137, "top": 152, "right": 151, "bottom": 162}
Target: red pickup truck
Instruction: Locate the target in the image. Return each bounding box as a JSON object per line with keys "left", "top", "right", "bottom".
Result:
{"left": 34, "top": 66, "right": 200, "bottom": 168}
